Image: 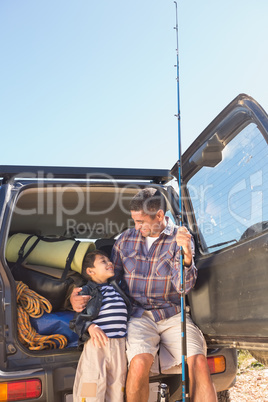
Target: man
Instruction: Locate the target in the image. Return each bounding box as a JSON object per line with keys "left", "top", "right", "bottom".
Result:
{"left": 71, "top": 188, "right": 217, "bottom": 401}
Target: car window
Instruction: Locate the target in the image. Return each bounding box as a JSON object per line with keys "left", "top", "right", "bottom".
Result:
{"left": 165, "top": 210, "right": 176, "bottom": 224}
{"left": 187, "top": 122, "right": 268, "bottom": 252}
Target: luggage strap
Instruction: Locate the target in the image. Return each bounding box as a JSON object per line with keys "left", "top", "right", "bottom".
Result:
{"left": 61, "top": 240, "right": 81, "bottom": 281}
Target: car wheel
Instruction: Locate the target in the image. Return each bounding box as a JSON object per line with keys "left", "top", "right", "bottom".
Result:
{"left": 249, "top": 350, "right": 268, "bottom": 365}
{"left": 217, "top": 390, "right": 231, "bottom": 402}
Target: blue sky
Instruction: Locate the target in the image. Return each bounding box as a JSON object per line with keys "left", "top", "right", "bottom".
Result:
{"left": 1, "top": 0, "right": 268, "bottom": 170}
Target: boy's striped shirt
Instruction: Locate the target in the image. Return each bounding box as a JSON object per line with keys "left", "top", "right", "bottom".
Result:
{"left": 93, "top": 284, "right": 128, "bottom": 338}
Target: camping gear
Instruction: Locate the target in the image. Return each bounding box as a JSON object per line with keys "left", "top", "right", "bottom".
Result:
{"left": 30, "top": 310, "right": 78, "bottom": 348}
{"left": 7, "top": 234, "right": 93, "bottom": 310}
{"left": 16, "top": 281, "right": 68, "bottom": 350}
{"left": 6, "top": 233, "right": 95, "bottom": 273}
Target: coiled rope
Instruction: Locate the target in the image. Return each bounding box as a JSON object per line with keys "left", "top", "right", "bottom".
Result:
{"left": 16, "top": 281, "right": 68, "bottom": 350}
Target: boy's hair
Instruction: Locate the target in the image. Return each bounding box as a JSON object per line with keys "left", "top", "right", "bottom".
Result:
{"left": 129, "top": 187, "right": 167, "bottom": 216}
{"left": 81, "top": 249, "right": 109, "bottom": 280}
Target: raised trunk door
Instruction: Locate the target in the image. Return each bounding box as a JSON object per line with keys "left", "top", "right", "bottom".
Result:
{"left": 171, "top": 94, "right": 268, "bottom": 350}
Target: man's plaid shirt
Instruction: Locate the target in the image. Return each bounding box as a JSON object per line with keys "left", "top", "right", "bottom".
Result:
{"left": 111, "top": 218, "right": 197, "bottom": 322}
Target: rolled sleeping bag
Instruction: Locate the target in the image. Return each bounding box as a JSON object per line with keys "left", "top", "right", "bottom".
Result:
{"left": 5, "top": 233, "right": 95, "bottom": 273}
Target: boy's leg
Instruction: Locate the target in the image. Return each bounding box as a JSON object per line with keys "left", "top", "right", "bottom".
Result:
{"left": 106, "top": 338, "right": 128, "bottom": 402}
{"left": 73, "top": 339, "right": 106, "bottom": 402}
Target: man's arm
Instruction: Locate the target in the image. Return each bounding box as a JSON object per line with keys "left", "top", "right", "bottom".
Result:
{"left": 175, "top": 226, "right": 194, "bottom": 267}
{"left": 69, "top": 287, "right": 91, "bottom": 312}
{"left": 110, "top": 235, "right": 125, "bottom": 279}
{"left": 173, "top": 226, "right": 198, "bottom": 294}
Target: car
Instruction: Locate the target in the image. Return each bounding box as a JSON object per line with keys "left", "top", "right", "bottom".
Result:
{"left": 0, "top": 93, "right": 267, "bottom": 401}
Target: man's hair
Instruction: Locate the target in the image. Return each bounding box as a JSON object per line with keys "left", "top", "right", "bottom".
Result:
{"left": 130, "top": 187, "right": 167, "bottom": 216}
{"left": 81, "top": 249, "right": 109, "bottom": 280}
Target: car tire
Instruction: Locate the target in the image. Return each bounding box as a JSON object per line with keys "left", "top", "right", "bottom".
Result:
{"left": 249, "top": 350, "right": 268, "bottom": 365}
{"left": 217, "top": 390, "right": 231, "bottom": 402}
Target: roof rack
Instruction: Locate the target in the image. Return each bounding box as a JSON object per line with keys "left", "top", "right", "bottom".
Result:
{"left": 0, "top": 165, "right": 172, "bottom": 184}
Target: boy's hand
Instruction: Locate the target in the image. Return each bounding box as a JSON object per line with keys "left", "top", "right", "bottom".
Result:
{"left": 88, "top": 324, "right": 109, "bottom": 348}
{"left": 70, "top": 287, "right": 91, "bottom": 312}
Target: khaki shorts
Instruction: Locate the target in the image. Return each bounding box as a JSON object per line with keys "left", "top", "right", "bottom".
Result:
{"left": 126, "top": 311, "right": 206, "bottom": 375}
{"left": 73, "top": 337, "right": 127, "bottom": 402}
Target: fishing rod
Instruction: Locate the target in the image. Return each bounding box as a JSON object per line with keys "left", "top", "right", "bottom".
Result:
{"left": 174, "top": 2, "right": 190, "bottom": 401}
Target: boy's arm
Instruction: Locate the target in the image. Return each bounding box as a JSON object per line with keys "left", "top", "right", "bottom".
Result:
{"left": 70, "top": 313, "right": 108, "bottom": 347}
{"left": 69, "top": 312, "right": 91, "bottom": 342}
{"left": 88, "top": 324, "right": 108, "bottom": 348}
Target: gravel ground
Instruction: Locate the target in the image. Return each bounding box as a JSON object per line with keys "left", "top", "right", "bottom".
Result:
{"left": 228, "top": 353, "right": 268, "bottom": 402}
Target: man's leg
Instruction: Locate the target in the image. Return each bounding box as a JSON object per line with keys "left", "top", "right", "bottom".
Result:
{"left": 125, "top": 353, "right": 154, "bottom": 402}
{"left": 158, "top": 313, "right": 217, "bottom": 401}
{"left": 187, "top": 354, "right": 217, "bottom": 402}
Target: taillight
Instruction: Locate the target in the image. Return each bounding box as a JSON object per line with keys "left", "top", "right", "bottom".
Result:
{"left": 207, "top": 355, "right": 226, "bottom": 374}
{"left": 0, "top": 379, "right": 42, "bottom": 401}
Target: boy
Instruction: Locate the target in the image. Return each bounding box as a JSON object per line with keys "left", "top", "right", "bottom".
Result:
{"left": 70, "top": 250, "right": 132, "bottom": 402}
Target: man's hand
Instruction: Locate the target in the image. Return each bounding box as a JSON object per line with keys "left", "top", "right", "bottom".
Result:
{"left": 70, "top": 287, "right": 91, "bottom": 312}
{"left": 176, "top": 226, "right": 193, "bottom": 267}
{"left": 88, "top": 324, "right": 109, "bottom": 348}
